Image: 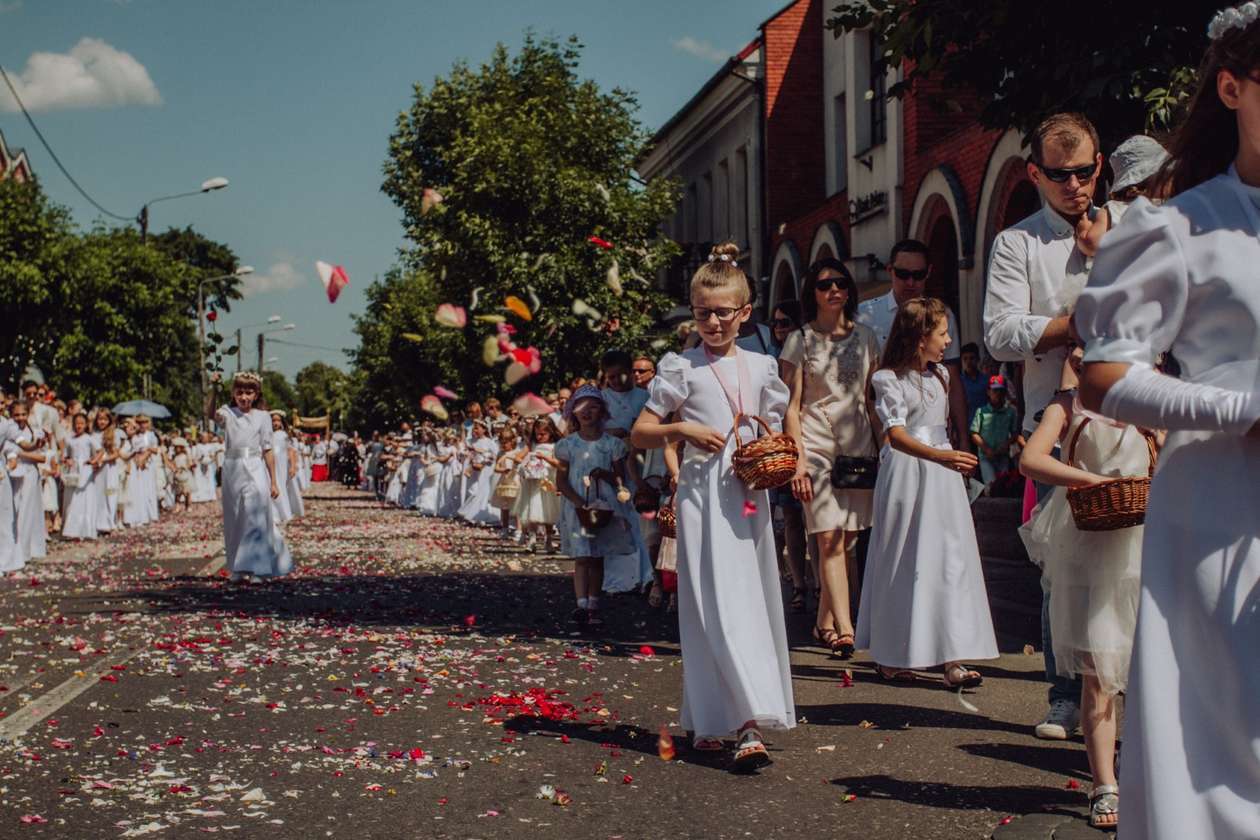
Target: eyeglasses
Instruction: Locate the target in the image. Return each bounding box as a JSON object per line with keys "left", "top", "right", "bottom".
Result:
{"left": 631, "top": 367, "right": 653, "bottom": 375}
{"left": 891, "top": 267, "right": 929, "bottom": 282}
{"left": 1035, "top": 162, "right": 1097, "bottom": 184}
{"left": 814, "top": 277, "right": 847, "bottom": 292}
{"left": 691, "top": 306, "right": 745, "bottom": 323}
{"left": 771, "top": 317, "right": 795, "bottom": 329}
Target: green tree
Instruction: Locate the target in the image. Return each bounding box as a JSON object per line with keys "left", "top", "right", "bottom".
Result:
{"left": 261, "top": 370, "right": 297, "bottom": 416}
{"left": 149, "top": 225, "right": 243, "bottom": 316}
{"left": 827, "top": 1, "right": 1209, "bottom": 146}
{"left": 294, "top": 360, "right": 354, "bottom": 427}
{"left": 371, "top": 34, "right": 679, "bottom": 412}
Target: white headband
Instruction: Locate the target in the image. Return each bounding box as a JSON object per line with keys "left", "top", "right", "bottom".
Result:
{"left": 1209, "top": 2, "right": 1259, "bottom": 40}
{"left": 707, "top": 253, "right": 734, "bottom": 263}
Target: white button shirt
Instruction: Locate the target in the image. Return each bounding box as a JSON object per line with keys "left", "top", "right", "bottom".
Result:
{"left": 856, "top": 291, "right": 961, "bottom": 361}
{"left": 983, "top": 204, "right": 1094, "bottom": 431}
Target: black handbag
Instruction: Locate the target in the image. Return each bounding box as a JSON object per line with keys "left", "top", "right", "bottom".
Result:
{"left": 830, "top": 399, "right": 882, "bottom": 490}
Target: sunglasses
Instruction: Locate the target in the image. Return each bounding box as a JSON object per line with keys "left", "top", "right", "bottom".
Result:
{"left": 691, "top": 306, "right": 745, "bottom": 323}
{"left": 814, "top": 277, "right": 848, "bottom": 292}
{"left": 631, "top": 367, "right": 653, "bottom": 375}
{"left": 771, "top": 317, "right": 795, "bottom": 329}
{"left": 1035, "top": 162, "right": 1097, "bottom": 184}
{"left": 891, "top": 267, "right": 929, "bottom": 282}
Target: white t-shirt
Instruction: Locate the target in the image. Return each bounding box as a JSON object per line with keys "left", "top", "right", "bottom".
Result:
{"left": 856, "top": 291, "right": 961, "bottom": 361}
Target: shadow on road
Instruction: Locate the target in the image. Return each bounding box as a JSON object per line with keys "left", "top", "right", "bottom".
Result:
{"left": 795, "top": 700, "right": 1032, "bottom": 738}
{"left": 829, "top": 773, "right": 1084, "bottom": 817}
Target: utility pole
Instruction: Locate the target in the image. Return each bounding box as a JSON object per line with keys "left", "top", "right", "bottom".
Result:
{"left": 197, "top": 284, "right": 208, "bottom": 429}
{"left": 258, "top": 332, "right": 265, "bottom": 374}
{"left": 235, "top": 328, "right": 243, "bottom": 373}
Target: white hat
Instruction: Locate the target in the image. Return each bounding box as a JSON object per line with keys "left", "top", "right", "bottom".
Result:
{"left": 1110, "top": 135, "right": 1168, "bottom": 193}
{"left": 171, "top": 437, "right": 189, "bottom": 447}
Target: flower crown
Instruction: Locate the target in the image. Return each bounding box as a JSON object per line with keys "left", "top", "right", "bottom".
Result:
{"left": 232, "top": 370, "right": 262, "bottom": 387}
{"left": 707, "top": 253, "right": 734, "bottom": 263}
{"left": 1209, "top": 2, "right": 1259, "bottom": 40}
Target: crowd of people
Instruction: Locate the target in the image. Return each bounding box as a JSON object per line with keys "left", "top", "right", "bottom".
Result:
{"left": 3, "top": 10, "right": 1256, "bottom": 836}
{"left": 0, "top": 377, "right": 323, "bottom": 573}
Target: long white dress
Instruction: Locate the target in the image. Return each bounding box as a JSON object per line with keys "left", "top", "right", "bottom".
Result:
{"left": 1075, "top": 170, "right": 1260, "bottom": 840}
{"left": 89, "top": 430, "right": 118, "bottom": 532}
{"left": 856, "top": 368, "right": 998, "bottom": 669}
{"left": 10, "top": 427, "right": 45, "bottom": 562}
{"left": 1019, "top": 409, "right": 1146, "bottom": 696}
{"left": 216, "top": 405, "right": 292, "bottom": 578}
{"left": 271, "top": 430, "right": 294, "bottom": 523}
{"left": 191, "top": 443, "right": 216, "bottom": 503}
{"left": 644, "top": 348, "right": 796, "bottom": 738}
{"left": 514, "top": 443, "right": 562, "bottom": 526}
{"left": 456, "top": 437, "right": 501, "bottom": 525}
{"left": 136, "top": 431, "right": 160, "bottom": 523}
{"left": 417, "top": 444, "right": 441, "bottom": 515}
{"left": 0, "top": 418, "right": 22, "bottom": 571}
{"left": 61, "top": 433, "right": 99, "bottom": 540}
{"left": 121, "top": 438, "right": 146, "bottom": 527}
{"left": 401, "top": 449, "right": 423, "bottom": 510}
{"left": 285, "top": 440, "right": 305, "bottom": 519}
{"left": 437, "top": 443, "right": 463, "bottom": 518}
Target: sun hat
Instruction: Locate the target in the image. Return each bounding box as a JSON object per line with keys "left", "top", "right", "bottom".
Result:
{"left": 1110, "top": 135, "right": 1169, "bottom": 193}
{"left": 563, "top": 383, "right": 606, "bottom": 423}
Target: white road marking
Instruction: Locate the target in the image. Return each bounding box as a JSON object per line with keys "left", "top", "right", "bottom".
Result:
{"left": 196, "top": 547, "right": 226, "bottom": 577}
{"left": 0, "top": 647, "right": 143, "bottom": 740}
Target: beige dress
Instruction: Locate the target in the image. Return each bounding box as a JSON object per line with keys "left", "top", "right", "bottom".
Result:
{"left": 780, "top": 322, "right": 880, "bottom": 533}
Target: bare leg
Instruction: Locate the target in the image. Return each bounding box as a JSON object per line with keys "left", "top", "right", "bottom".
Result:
{"left": 1081, "top": 674, "right": 1118, "bottom": 787}
{"left": 815, "top": 530, "right": 855, "bottom": 637}
{"left": 573, "top": 558, "right": 589, "bottom": 603}
{"left": 587, "top": 557, "right": 604, "bottom": 600}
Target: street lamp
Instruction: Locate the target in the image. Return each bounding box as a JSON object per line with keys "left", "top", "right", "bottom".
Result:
{"left": 258, "top": 323, "right": 296, "bottom": 373}
{"left": 197, "top": 265, "right": 254, "bottom": 427}
{"left": 139, "top": 176, "right": 229, "bottom": 241}
{"left": 232, "top": 315, "right": 282, "bottom": 372}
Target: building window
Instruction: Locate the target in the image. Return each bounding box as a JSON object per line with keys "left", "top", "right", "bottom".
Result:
{"left": 833, "top": 94, "right": 848, "bottom": 194}
{"left": 735, "top": 147, "right": 750, "bottom": 249}
{"left": 869, "top": 30, "right": 887, "bottom": 148}
{"left": 685, "top": 183, "right": 698, "bottom": 242}
{"left": 716, "top": 158, "right": 730, "bottom": 242}
{"left": 700, "top": 172, "right": 713, "bottom": 243}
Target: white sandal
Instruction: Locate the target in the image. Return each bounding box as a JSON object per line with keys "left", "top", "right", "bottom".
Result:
{"left": 1089, "top": 783, "right": 1119, "bottom": 829}
{"left": 733, "top": 728, "right": 771, "bottom": 772}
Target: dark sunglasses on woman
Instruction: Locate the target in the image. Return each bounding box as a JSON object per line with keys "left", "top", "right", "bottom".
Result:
{"left": 814, "top": 277, "right": 849, "bottom": 292}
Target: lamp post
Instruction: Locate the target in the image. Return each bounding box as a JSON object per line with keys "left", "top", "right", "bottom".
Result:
{"left": 139, "top": 177, "right": 229, "bottom": 242}
{"left": 234, "top": 316, "right": 282, "bottom": 372}
{"left": 257, "top": 324, "right": 296, "bottom": 373}
{"left": 197, "top": 265, "right": 254, "bottom": 428}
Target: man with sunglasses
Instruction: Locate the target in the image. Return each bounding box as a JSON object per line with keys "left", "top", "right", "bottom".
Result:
{"left": 857, "top": 239, "right": 970, "bottom": 447}
{"left": 983, "top": 111, "right": 1101, "bottom": 743}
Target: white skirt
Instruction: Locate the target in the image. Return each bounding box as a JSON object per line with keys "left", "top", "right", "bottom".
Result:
{"left": 457, "top": 467, "right": 500, "bottom": 525}
{"left": 0, "top": 472, "right": 21, "bottom": 571}
{"left": 14, "top": 474, "right": 46, "bottom": 560}
{"left": 221, "top": 454, "right": 292, "bottom": 578}
{"left": 856, "top": 427, "right": 998, "bottom": 669}
{"left": 675, "top": 441, "right": 795, "bottom": 737}
{"left": 61, "top": 474, "right": 98, "bottom": 540}
{"left": 513, "top": 478, "right": 561, "bottom": 526}
{"left": 286, "top": 472, "right": 304, "bottom": 518}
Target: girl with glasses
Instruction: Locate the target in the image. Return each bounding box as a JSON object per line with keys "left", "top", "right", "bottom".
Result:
{"left": 631, "top": 241, "right": 794, "bottom": 772}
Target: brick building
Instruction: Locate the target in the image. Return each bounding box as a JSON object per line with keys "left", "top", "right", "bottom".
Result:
{"left": 640, "top": 0, "right": 1041, "bottom": 343}
{"left": 0, "top": 129, "right": 33, "bottom": 183}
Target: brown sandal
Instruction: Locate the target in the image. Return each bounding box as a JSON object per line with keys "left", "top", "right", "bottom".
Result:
{"left": 943, "top": 664, "right": 983, "bottom": 689}
{"left": 877, "top": 665, "right": 916, "bottom": 682}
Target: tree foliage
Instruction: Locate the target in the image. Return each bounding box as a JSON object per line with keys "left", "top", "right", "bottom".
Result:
{"left": 357, "top": 34, "right": 679, "bottom": 429}
{"left": 294, "top": 361, "right": 354, "bottom": 427}
{"left": 827, "top": 1, "right": 1210, "bottom": 147}
{"left": 0, "top": 179, "right": 243, "bottom": 425}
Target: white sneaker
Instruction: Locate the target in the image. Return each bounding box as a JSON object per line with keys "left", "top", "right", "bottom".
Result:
{"left": 1035, "top": 698, "right": 1080, "bottom": 740}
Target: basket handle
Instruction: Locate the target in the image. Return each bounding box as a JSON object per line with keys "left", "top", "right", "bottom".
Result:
{"left": 730, "top": 413, "right": 774, "bottom": 449}
{"left": 1065, "top": 416, "right": 1090, "bottom": 468}
{"left": 1140, "top": 430, "right": 1158, "bottom": 478}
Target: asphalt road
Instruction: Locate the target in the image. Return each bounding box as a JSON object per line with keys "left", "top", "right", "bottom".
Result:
{"left": 0, "top": 485, "right": 1111, "bottom": 839}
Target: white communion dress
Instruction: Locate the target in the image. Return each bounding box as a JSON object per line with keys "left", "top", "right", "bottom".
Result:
{"left": 645, "top": 347, "right": 795, "bottom": 738}
{"left": 514, "top": 442, "right": 562, "bottom": 526}
{"left": 456, "top": 437, "right": 501, "bottom": 525}
{"left": 1075, "top": 169, "right": 1260, "bottom": 840}
{"left": 285, "top": 439, "right": 305, "bottom": 520}
{"left": 60, "top": 432, "right": 99, "bottom": 540}
{"left": 0, "top": 418, "right": 22, "bottom": 571}
{"left": 856, "top": 367, "right": 998, "bottom": 669}
{"left": 216, "top": 405, "right": 292, "bottom": 578}
{"left": 1020, "top": 408, "right": 1146, "bottom": 696}
{"left": 417, "top": 445, "right": 441, "bottom": 515}
{"left": 270, "top": 430, "right": 294, "bottom": 523}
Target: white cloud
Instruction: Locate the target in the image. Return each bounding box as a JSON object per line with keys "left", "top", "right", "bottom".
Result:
{"left": 0, "top": 37, "right": 161, "bottom": 112}
{"left": 671, "top": 36, "right": 729, "bottom": 64}
{"left": 0, "top": 2, "right": 24, "bottom": 14}
{"left": 240, "top": 261, "right": 308, "bottom": 296}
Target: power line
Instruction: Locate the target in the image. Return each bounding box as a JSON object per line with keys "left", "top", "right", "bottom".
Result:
{"left": 0, "top": 64, "right": 133, "bottom": 222}
{"left": 268, "top": 338, "right": 350, "bottom": 353}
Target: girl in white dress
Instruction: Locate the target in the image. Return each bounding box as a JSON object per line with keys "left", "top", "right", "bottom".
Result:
{"left": 215, "top": 372, "right": 291, "bottom": 581}
{"left": 283, "top": 423, "right": 304, "bottom": 520}
{"left": 436, "top": 431, "right": 463, "bottom": 518}
{"left": 134, "top": 416, "right": 160, "bottom": 523}
{"left": 91, "top": 412, "right": 123, "bottom": 531}
{"left": 0, "top": 411, "right": 31, "bottom": 571}
{"left": 630, "top": 241, "right": 794, "bottom": 771}
{"left": 121, "top": 421, "right": 147, "bottom": 528}
{"left": 384, "top": 449, "right": 404, "bottom": 506}
{"left": 1019, "top": 350, "right": 1149, "bottom": 830}
{"left": 489, "top": 427, "right": 525, "bottom": 536}
{"left": 856, "top": 297, "right": 997, "bottom": 687}
{"left": 416, "top": 431, "right": 442, "bottom": 516}
{"left": 60, "top": 413, "right": 99, "bottom": 541}
{"left": 169, "top": 438, "right": 195, "bottom": 511}
{"left": 456, "top": 421, "right": 501, "bottom": 525}
{"left": 1074, "top": 15, "right": 1260, "bottom": 836}
{"left": 400, "top": 443, "right": 423, "bottom": 510}
{"left": 555, "top": 385, "right": 640, "bottom": 627}
{"left": 6, "top": 403, "right": 46, "bottom": 564}
{"left": 269, "top": 413, "right": 294, "bottom": 523}
{"left": 514, "top": 417, "right": 562, "bottom": 551}
{"left": 191, "top": 432, "right": 216, "bottom": 503}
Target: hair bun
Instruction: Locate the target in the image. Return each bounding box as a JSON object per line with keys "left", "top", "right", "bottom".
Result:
{"left": 708, "top": 241, "right": 741, "bottom": 263}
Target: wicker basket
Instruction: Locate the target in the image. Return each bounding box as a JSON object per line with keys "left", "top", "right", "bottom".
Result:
{"left": 730, "top": 413, "right": 798, "bottom": 490}
{"left": 1065, "top": 419, "right": 1157, "bottom": 532}
{"left": 575, "top": 481, "right": 614, "bottom": 531}
{"left": 656, "top": 494, "right": 677, "bottom": 540}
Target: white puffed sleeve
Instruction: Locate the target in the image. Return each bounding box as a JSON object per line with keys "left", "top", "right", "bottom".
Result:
{"left": 644, "top": 352, "right": 688, "bottom": 417}
{"left": 257, "top": 412, "right": 273, "bottom": 451}
{"left": 759, "top": 353, "right": 789, "bottom": 432}
{"left": 871, "top": 370, "right": 908, "bottom": 429}
{"left": 1076, "top": 198, "right": 1186, "bottom": 367}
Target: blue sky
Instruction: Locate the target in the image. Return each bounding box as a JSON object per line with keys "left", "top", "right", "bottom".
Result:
{"left": 2, "top": 0, "right": 778, "bottom": 379}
